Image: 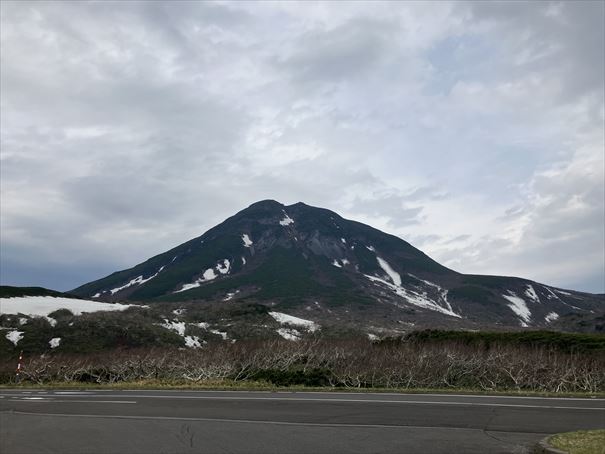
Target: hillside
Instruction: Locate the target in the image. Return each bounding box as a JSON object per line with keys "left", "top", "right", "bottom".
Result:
{"left": 69, "top": 200, "right": 603, "bottom": 332}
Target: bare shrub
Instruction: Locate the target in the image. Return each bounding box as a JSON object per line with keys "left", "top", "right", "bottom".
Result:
{"left": 3, "top": 339, "right": 603, "bottom": 392}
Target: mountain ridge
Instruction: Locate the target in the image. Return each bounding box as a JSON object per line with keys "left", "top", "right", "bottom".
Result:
{"left": 71, "top": 200, "right": 604, "bottom": 331}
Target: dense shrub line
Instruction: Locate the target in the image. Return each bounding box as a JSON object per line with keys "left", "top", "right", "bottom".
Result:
{"left": 1, "top": 338, "right": 603, "bottom": 392}
{"left": 400, "top": 330, "right": 605, "bottom": 353}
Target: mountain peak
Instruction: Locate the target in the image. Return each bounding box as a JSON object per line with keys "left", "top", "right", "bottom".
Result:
{"left": 71, "top": 201, "right": 604, "bottom": 332}
{"left": 246, "top": 199, "right": 283, "bottom": 209}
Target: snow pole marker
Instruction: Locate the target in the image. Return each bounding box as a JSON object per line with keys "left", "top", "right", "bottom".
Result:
{"left": 16, "top": 350, "right": 23, "bottom": 384}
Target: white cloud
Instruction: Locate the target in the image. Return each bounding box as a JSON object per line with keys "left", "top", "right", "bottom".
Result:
{"left": 1, "top": 1, "right": 603, "bottom": 292}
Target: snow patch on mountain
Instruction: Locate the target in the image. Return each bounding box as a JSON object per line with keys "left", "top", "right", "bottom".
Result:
{"left": 160, "top": 320, "right": 204, "bottom": 347}
{"left": 269, "top": 312, "right": 318, "bottom": 332}
{"left": 49, "top": 337, "right": 61, "bottom": 348}
{"left": 277, "top": 328, "right": 301, "bottom": 340}
{"left": 204, "top": 268, "right": 218, "bottom": 279}
{"left": 210, "top": 329, "right": 228, "bottom": 340}
{"left": 175, "top": 267, "right": 218, "bottom": 293}
{"left": 332, "top": 258, "right": 350, "bottom": 268}
{"left": 160, "top": 320, "right": 186, "bottom": 336}
{"left": 544, "top": 287, "right": 563, "bottom": 301}
{"left": 242, "top": 234, "right": 253, "bottom": 247}
{"left": 525, "top": 285, "right": 540, "bottom": 303}
{"left": 365, "top": 274, "right": 461, "bottom": 318}
{"left": 184, "top": 336, "right": 203, "bottom": 348}
{"left": 0, "top": 296, "right": 134, "bottom": 317}
{"left": 366, "top": 245, "right": 375, "bottom": 252}
{"left": 223, "top": 290, "right": 239, "bottom": 301}
{"left": 408, "top": 273, "right": 456, "bottom": 314}
{"left": 109, "top": 266, "right": 165, "bottom": 295}
{"left": 217, "top": 259, "right": 230, "bottom": 274}
{"left": 279, "top": 211, "right": 294, "bottom": 226}
{"left": 6, "top": 330, "right": 23, "bottom": 345}
{"left": 545, "top": 312, "right": 559, "bottom": 323}
{"left": 502, "top": 292, "right": 531, "bottom": 326}
{"left": 376, "top": 257, "right": 401, "bottom": 287}
{"left": 341, "top": 238, "right": 346, "bottom": 244}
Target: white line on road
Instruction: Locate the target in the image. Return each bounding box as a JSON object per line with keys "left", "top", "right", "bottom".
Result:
{"left": 2, "top": 393, "right": 602, "bottom": 410}
{"left": 2, "top": 390, "right": 603, "bottom": 401}
{"left": 9, "top": 399, "right": 137, "bottom": 404}
{"left": 113, "top": 389, "right": 605, "bottom": 401}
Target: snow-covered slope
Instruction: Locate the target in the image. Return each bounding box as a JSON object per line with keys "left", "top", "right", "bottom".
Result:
{"left": 0, "top": 296, "right": 134, "bottom": 317}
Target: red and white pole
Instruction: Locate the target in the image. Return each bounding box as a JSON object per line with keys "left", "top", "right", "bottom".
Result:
{"left": 15, "top": 350, "right": 23, "bottom": 384}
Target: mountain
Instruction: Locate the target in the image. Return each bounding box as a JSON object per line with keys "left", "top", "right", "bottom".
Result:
{"left": 0, "top": 285, "right": 79, "bottom": 299}
{"left": 71, "top": 200, "right": 604, "bottom": 332}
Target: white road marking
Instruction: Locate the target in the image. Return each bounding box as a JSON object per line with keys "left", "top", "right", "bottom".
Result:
{"left": 9, "top": 399, "right": 136, "bottom": 404}
{"left": 2, "top": 389, "right": 603, "bottom": 401}
{"left": 84, "top": 389, "right": 605, "bottom": 402}
{"left": 2, "top": 393, "right": 601, "bottom": 410}
{"left": 54, "top": 391, "right": 94, "bottom": 395}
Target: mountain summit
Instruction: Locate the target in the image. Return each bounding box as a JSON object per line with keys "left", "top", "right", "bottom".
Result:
{"left": 72, "top": 200, "right": 603, "bottom": 331}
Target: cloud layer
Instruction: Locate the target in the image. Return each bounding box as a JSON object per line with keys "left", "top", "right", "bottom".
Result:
{"left": 1, "top": 1, "right": 603, "bottom": 292}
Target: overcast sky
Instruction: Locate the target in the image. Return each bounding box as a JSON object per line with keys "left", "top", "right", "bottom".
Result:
{"left": 1, "top": 1, "right": 603, "bottom": 293}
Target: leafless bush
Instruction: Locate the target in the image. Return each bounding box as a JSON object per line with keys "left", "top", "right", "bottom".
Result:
{"left": 2, "top": 339, "right": 603, "bottom": 392}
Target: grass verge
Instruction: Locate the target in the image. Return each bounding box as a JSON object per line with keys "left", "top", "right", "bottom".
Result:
{"left": 548, "top": 430, "right": 605, "bottom": 454}
{"left": 0, "top": 380, "right": 604, "bottom": 398}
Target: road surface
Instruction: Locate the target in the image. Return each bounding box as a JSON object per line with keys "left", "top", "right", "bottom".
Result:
{"left": 1, "top": 389, "right": 603, "bottom": 453}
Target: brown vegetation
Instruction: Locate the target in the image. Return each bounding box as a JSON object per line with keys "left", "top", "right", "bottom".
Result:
{"left": 2, "top": 338, "right": 603, "bottom": 393}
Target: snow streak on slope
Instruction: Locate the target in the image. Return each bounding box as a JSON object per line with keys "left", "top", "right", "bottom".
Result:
{"left": 524, "top": 285, "right": 540, "bottom": 303}
{"left": 279, "top": 211, "right": 294, "bottom": 226}
{"left": 364, "top": 255, "right": 460, "bottom": 318}
{"left": 408, "top": 273, "right": 456, "bottom": 315}
{"left": 376, "top": 257, "right": 401, "bottom": 286}
{"left": 545, "top": 312, "right": 559, "bottom": 323}
{"left": 210, "top": 329, "right": 228, "bottom": 340}
{"left": 0, "top": 296, "right": 134, "bottom": 317}
{"left": 109, "top": 266, "right": 165, "bottom": 295}
{"left": 502, "top": 292, "right": 531, "bottom": 327}
{"left": 365, "top": 274, "right": 461, "bottom": 318}
{"left": 175, "top": 268, "right": 218, "bottom": 293}
{"left": 269, "top": 312, "right": 318, "bottom": 332}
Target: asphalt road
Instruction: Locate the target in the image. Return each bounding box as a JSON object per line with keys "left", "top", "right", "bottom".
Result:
{"left": 1, "top": 389, "right": 603, "bottom": 454}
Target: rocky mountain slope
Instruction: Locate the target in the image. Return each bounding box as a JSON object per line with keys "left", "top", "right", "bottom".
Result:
{"left": 70, "top": 200, "right": 603, "bottom": 331}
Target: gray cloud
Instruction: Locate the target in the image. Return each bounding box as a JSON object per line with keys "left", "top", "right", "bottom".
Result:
{"left": 1, "top": 1, "right": 603, "bottom": 292}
